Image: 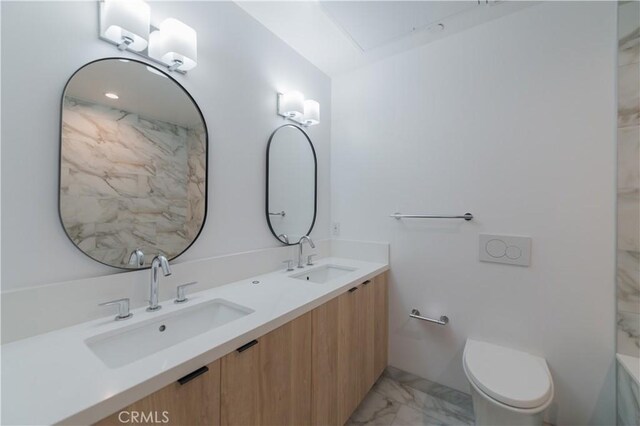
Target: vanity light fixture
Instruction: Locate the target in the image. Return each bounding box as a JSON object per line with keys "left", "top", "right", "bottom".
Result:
{"left": 148, "top": 19, "right": 198, "bottom": 72}
{"left": 277, "top": 91, "right": 320, "bottom": 127}
{"left": 303, "top": 100, "right": 320, "bottom": 126}
{"left": 98, "top": 0, "right": 198, "bottom": 74}
{"left": 104, "top": 92, "right": 119, "bottom": 99}
{"left": 100, "top": 0, "right": 150, "bottom": 52}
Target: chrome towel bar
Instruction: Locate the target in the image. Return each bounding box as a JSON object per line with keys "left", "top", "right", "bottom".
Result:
{"left": 391, "top": 212, "right": 473, "bottom": 221}
{"left": 410, "top": 309, "right": 449, "bottom": 325}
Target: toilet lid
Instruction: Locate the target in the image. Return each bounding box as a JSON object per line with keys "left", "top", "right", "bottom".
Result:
{"left": 463, "top": 339, "right": 552, "bottom": 409}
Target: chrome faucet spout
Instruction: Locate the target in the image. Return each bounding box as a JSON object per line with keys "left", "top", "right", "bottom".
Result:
{"left": 297, "top": 236, "right": 315, "bottom": 268}
{"left": 128, "top": 248, "right": 145, "bottom": 267}
{"left": 148, "top": 255, "right": 171, "bottom": 312}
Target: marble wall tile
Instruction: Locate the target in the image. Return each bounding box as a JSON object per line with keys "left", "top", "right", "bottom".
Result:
{"left": 617, "top": 13, "right": 640, "bottom": 426}
{"left": 60, "top": 98, "right": 205, "bottom": 267}
{"left": 618, "top": 250, "right": 640, "bottom": 314}
{"left": 618, "top": 63, "right": 640, "bottom": 128}
{"left": 618, "top": 359, "right": 640, "bottom": 426}
{"left": 618, "top": 126, "right": 640, "bottom": 253}
{"left": 617, "top": 311, "right": 640, "bottom": 358}
{"left": 619, "top": 1, "right": 640, "bottom": 67}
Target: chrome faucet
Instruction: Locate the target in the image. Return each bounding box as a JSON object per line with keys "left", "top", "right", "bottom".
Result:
{"left": 278, "top": 234, "right": 290, "bottom": 244}
{"left": 148, "top": 255, "right": 171, "bottom": 312}
{"left": 297, "top": 236, "right": 315, "bottom": 268}
{"left": 128, "top": 248, "right": 145, "bottom": 267}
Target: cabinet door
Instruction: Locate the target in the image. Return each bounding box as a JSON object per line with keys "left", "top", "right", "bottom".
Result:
{"left": 373, "top": 272, "right": 389, "bottom": 379}
{"left": 221, "top": 339, "right": 261, "bottom": 426}
{"left": 311, "top": 297, "right": 339, "bottom": 426}
{"left": 95, "top": 359, "right": 221, "bottom": 426}
{"left": 221, "top": 312, "right": 312, "bottom": 426}
{"left": 259, "top": 312, "right": 312, "bottom": 426}
{"left": 337, "top": 287, "right": 361, "bottom": 425}
{"left": 360, "top": 279, "right": 376, "bottom": 396}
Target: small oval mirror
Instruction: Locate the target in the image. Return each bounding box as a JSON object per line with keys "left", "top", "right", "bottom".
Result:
{"left": 266, "top": 124, "right": 317, "bottom": 245}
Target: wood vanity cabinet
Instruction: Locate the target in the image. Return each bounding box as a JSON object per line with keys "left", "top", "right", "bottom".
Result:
{"left": 313, "top": 272, "right": 388, "bottom": 426}
{"left": 220, "top": 311, "right": 312, "bottom": 426}
{"left": 95, "top": 359, "right": 221, "bottom": 426}
{"left": 95, "top": 271, "right": 387, "bottom": 426}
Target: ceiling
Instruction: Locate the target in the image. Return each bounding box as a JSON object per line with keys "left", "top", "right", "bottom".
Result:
{"left": 65, "top": 60, "right": 202, "bottom": 128}
{"left": 236, "top": 1, "right": 536, "bottom": 77}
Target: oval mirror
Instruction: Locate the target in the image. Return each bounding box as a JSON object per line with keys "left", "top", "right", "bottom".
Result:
{"left": 266, "top": 124, "right": 317, "bottom": 245}
{"left": 59, "top": 58, "right": 207, "bottom": 269}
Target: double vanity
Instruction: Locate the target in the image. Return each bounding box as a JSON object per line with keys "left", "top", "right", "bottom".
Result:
{"left": 2, "top": 257, "right": 389, "bottom": 425}
{"left": 1, "top": 53, "right": 392, "bottom": 425}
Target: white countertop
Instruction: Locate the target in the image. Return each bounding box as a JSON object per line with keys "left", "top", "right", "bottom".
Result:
{"left": 1, "top": 257, "right": 388, "bottom": 425}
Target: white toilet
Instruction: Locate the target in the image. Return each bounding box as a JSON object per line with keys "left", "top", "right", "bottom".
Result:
{"left": 463, "top": 339, "right": 554, "bottom": 426}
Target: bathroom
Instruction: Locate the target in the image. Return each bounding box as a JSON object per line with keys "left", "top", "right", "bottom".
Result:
{"left": 0, "top": 1, "right": 637, "bottom": 425}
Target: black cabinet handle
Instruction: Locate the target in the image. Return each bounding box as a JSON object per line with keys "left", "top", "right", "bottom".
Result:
{"left": 237, "top": 339, "right": 259, "bottom": 353}
{"left": 348, "top": 287, "right": 358, "bottom": 293}
{"left": 178, "top": 366, "right": 208, "bottom": 385}
{"left": 362, "top": 280, "right": 371, "bottom": 285}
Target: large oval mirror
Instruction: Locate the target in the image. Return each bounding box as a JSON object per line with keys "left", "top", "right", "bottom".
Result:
{"left": 266, "top": 124, "right": 317, "bottom": 245}
{"left": 59, "top": 58, "right": 207, "bottom": 269}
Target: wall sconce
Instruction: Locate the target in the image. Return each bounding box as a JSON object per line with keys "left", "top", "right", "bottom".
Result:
{"left": 303, "top": 100, "right": 320, "bottom": 126}
{"left": 100, "top": 0, "right": 150, "bottom": 52}
{"left": 98, "top": 0, "right": 197, "bottom": 74}
{"left": 277, "top": 91, "right": 320, "bottom": 127}
{"left": 149, "top": 19, "right": 197, "bottom": 72}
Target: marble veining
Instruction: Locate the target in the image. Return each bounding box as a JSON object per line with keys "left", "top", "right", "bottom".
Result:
{"left": 617, "top": 0, "right": 640, "bottom": 368}
{"left": 347, "top": 368, "right": 474, "bottom": 426}
{"left": 618, "top": 250, "right": 640, "bottom": 314}
{"left": 60, "top": 98, "right": 205, "bottom": 267}
{"left": 618, "top": 311, "right": 640, "bottom": 356}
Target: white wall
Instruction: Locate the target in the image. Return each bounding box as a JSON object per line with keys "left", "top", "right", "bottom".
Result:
{"left": 331, "top": 3, "right": 616, "bottom": 425}
{"left": 0, "top": 1, "right": 331, "bottom": 291}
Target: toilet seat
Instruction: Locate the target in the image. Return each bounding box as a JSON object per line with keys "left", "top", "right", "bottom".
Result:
{"left": 463, "top": 339, "right": 553, "bottom": 410}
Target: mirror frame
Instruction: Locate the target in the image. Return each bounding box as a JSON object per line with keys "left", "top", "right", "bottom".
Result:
{"left": 265, "top": 124, "right": 318, "bottom": 246}
{"left": 58, "top": 57, "right": 209, "bottom": 270}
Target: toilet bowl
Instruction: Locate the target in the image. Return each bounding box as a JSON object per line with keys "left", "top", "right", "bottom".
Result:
{"left": 463, "top": 339, "right": 554, "bottom": 426}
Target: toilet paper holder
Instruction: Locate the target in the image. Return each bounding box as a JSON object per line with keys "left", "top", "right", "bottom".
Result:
{"left": 410, "top": 309, "right": 449, "bottom": 326}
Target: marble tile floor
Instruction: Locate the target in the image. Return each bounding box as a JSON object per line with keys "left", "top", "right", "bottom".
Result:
{"left": 347, "top": 366, "right": 475, "bottom": 426}
{"left": 347, "top": 366, "right": 554, "bottom": 426}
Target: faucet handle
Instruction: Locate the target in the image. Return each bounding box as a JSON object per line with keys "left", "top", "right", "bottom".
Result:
{"left": 307, "top": 254, "right": 317, "bottom": 266}
{"left": 282, "top": 259, "right": 295, "bottom": 272}
{"left": 175, "top": 282, "right": 198, "bottom": 304}
{"left": 99, "top": 298, "right": 132, "bottom": 321}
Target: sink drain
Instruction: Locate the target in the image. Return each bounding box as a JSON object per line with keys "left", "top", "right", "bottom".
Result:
{"left": 159, "top": 325, "right": 166, "bottom": 332}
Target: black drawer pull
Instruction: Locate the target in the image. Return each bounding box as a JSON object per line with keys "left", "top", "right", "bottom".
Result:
{"left": 178, "top": 366, "right": 208, "bottom": 385}
{"left": 348, "top": 287, "right": 358, "bottom": 293}
{"left": 362, "top": 280, "right": 371, "bottom": 285}
{"left": 237, "top": 339, "right": 259, "bottom": 353}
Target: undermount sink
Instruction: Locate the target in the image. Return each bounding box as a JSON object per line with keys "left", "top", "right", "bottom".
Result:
{"left": 292, "top": 265, "right": 357, "bottom": 284}
{"left": 86, "top": 299, "right": 253, "bottom": 368}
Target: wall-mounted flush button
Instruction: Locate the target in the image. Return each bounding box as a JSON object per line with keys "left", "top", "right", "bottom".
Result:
{"left": 505, "top": 245, "right": 522, "bottom": 260}
{"left": 486, "top": 239, "right": 507, "bottom": 258}
{"left": 479, "top": 234, "right": 531, "bottom": 266}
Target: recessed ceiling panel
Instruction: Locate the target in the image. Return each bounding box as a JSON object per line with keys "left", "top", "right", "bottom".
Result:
{"left": 320, "top": 1, "right": 478, "bottom": 51}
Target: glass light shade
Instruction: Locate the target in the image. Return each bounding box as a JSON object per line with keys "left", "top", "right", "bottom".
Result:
{"left": 101, "top": 0, "right": 150, "bottom": 52}
{"left": 303, "top": 100, "right": 320, "bottom": 125}
{"left": 148, "top": 18, "right": 198, "bottom": 71}
{"left": 280, "top": 91, "right": 305, "bottom": 119}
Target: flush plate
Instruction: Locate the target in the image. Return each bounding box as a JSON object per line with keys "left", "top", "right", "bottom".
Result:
{"left": 479, "top": 234, "right": 531, "bottom": 266}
